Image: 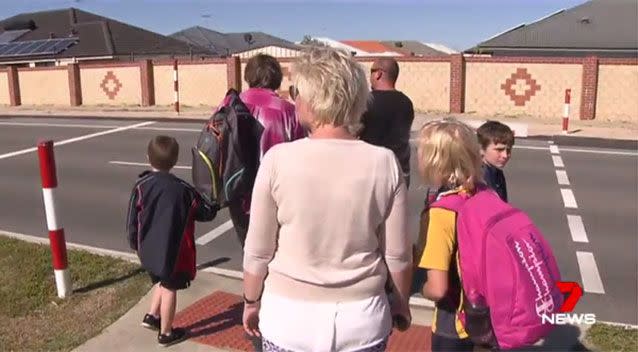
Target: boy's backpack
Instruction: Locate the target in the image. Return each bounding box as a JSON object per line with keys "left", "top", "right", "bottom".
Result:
{"left": 192, "top": 89, "right": 263, "bottom": 207}
{"left": 432, "top": 187, "right": 563, "bottom": 350}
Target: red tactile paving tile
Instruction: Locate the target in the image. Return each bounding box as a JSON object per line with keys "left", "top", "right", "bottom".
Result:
{"left": 173, "top": 291, "right": 252, "bottom": 351}
{"left": 174, "top": 291, "right": 432, "bottom": 352}
{"left": 388, "top": 325, "right": 432, "bottom": 352}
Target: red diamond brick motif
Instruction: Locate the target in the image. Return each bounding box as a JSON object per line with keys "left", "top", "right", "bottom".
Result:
{"left": 173, "top": 291, "right": 432, "bottom": 351}
{"left": 100, "top": 71, "right": 123, "bottom": 100}
{"left": 501, "top": 68, "right": 541, "bottom": 106}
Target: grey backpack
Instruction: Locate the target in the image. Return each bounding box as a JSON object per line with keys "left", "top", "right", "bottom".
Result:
{"left": 192, "top": 89, "right": 263, "bottom": 207}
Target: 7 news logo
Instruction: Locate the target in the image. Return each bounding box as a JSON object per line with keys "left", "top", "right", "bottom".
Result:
{"left": 541, "top": 281, "right": 597, "bottom": 325}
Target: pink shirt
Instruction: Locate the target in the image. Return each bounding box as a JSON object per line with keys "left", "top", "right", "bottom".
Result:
{"left": 219, "top": 88, "right": 306, "bottom": 158}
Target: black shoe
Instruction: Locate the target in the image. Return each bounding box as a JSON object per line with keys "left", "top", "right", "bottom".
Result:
{"left": 158, "top": 327, "right": 188, "bottom": 347}
{"left": 141, "top": 314, "right": 161, "bottom": 331}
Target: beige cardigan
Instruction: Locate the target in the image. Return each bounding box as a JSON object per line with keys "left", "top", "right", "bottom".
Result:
{"left": 243, "top": 138, "right": 412, "bottom": 301}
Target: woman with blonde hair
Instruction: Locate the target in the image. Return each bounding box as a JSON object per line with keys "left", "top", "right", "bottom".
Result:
{"left": 241, "top": 47, "right": 413, "bottom": 351}
{"left": 414, "top": 119, "right": 483, "bottom": 352}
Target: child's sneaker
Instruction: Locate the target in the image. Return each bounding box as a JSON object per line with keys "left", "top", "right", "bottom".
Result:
{"left": 158, "top": 327, "right": 188, "bottom": 347}
{"left": 141, "top": 314, "right": 161, "bottom": 331}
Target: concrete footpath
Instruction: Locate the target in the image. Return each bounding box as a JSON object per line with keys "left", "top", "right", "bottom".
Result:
{"left": 72, "top": 269, "right": 592, "bottom": 352}
{"left": 73, "top": 270, "right": 438, "bottom": 352}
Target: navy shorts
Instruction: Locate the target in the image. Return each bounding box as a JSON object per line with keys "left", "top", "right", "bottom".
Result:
{"left": 148, "top": 272, "right": 190, "bottom": 290}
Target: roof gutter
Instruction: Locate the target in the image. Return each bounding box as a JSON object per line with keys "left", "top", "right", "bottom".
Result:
{"left": 0, "top": 55, "right": 115, "bottom": 65}
{"left": 476, "top": 47, "right": 638, "bottom": 52}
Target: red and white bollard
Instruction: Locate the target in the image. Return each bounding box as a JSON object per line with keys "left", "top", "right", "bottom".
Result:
{"left": 173, "top": 60, "right": 180, "bottom": 114}
{"left": 37, "top": 140, "right": 72, "bottom": 298}
{"left": 562, "top": 89, "right": 571, "bottom": 134}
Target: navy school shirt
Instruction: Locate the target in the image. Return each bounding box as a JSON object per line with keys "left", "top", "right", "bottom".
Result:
{"left": 126, "top": 170, "right": 218, "bottom": 281}
{"left": 482, "top": 163, "right": 508, "bottom": 202}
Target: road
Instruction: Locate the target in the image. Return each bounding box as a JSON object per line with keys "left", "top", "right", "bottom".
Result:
{"left": 0, "top": 117, "right": 636, "bottom": 325}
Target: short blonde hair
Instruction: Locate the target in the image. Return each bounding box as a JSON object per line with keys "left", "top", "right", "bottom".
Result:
{"left": 417, "top": 118, "right": 483, "bottom": 192}
{"left": 292, "top": 47, "right": 369, "bottom": 134}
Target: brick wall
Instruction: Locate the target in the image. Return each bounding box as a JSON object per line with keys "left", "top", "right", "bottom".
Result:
{"left": 176, "top": 62, "right": 227, "bottom": 107}
{"left": 18, "top": 68, "right": 70, "bottom": 106}
{"left": 596, "top": 63, "right": 638, "bottom": 121}
{"left": 0, "top": 71, "right": 10, "bottom": 105}
{"left": 1, "top": 55, "right": 636, "bottom": 122}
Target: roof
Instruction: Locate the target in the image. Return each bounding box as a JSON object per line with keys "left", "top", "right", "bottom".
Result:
{"left": 305, "top": 37, "right": 369, "bottom": 56}
{"left": 0, "top": 8, "right": 215, "bottom": 61}
{"left": 304, "top": 37, "right": 401, "bottom": 57}
{"left": 341, "top": 40, "right": 394, "bottom": 53}
{"left": 470, "top": 0, "right": 638, "bottom": 54}
{"left": 380, "top": 41, "right": 453, "bottom": 56}
{"left": 423, "top": 43, "right": 457, "bottom": 55}
{"left": 171, "top": 26, "right": 300, "bottom": 55}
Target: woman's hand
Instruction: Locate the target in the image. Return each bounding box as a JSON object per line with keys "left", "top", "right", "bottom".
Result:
{"left": 390, "top": 293, "right": 412, "bottom": 331}
{"left": 242, "top": 301, "right": 262, "bottom": 337}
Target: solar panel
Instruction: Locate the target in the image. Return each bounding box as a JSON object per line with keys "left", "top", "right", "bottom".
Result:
{"left": 0, "top": 38, "right": 78, "bottom": 58}
{"left": 16, "top": 40, "right": 43, "bottom": 54}
{"left": 1, "top": 42, "right": 27, "bottom": 56}
{"left": 0, "top": 29, "right": 30, "bottom": 44}
{"left": 28, "top": 41, "right": 56, "bottom": 55}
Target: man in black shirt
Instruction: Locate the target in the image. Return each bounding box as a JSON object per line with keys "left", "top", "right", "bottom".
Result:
{"left": 360, "top": 58, "right": 415, "bottom": 188}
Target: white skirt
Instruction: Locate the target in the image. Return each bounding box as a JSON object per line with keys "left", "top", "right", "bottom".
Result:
{"left": 259, "top": 291, "right": 392, "bottom": 352}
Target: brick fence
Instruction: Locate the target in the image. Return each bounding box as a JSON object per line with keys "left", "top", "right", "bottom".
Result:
{"left": 0, "top": 55, "right": 636, "bottom": 121}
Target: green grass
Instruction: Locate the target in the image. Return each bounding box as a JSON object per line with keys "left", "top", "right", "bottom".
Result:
{"left": 585, "top": 323, "right": 638, "bottom": 352}
{"left": 0, "top": 236, "right": 152, "bottom": 351}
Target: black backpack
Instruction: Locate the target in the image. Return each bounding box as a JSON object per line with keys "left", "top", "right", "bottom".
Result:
{"left": 192, "top": 89, "right": 263, "bottom": 207}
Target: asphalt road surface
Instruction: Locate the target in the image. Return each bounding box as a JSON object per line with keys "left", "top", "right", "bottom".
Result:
{"left": 1, "top": 117, "right": 636, "bottom": 325}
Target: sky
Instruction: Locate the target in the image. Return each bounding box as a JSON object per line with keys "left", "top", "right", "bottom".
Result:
{"left": 0, "top": 0, "right": 588, "bottom": 51}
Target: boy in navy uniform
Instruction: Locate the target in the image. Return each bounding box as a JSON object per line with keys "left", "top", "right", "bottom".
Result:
{"left": 477, "top": 121, "right": 514, "bottom": 202}
{"left": 127, "top": 135, "right": 218, "bottom": 346}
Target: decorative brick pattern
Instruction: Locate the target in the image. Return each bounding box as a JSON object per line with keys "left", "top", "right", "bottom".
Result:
{"left": 100, "top": 71, "right": 122, "bottom": 100}
{"left": 596, "top": 64, "right": 638, "bottom": 121}
{"left": 500, "top": 68, "right": 541, "bottom": 106}
{"left": 173, "top": 291, "right": 432, "bottom": 352}
{"left": 465, "top": 63, "right": 582, "bottom": 119}
{"left": 81, "top": 67, "right": 141, "bottom": 105}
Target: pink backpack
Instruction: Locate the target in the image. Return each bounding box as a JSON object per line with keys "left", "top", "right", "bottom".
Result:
{"left": 432, "top": 187, "right": 563, "bottom": 350}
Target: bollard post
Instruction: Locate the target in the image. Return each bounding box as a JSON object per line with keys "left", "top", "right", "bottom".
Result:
{"left": 173, "top": 60, "right": 180, "bottom": 114}
{"left": 37, "top": 140, "right": 72, "bottom": 298}
{"left": 562, "top": 89, "right": 571, "bottom": 134}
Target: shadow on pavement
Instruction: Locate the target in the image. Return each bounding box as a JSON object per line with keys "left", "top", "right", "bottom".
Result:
{"left": 74, "top": 267, "right": 145, "bottom": 294}
{"left": 185, "top": 302, "right": 243, "bottom": 338}
{"left": 196, "top": 257, "right": 230, "bottom": 270}
{"left": 510, "top": 324, "right": 591, "bottom": 351}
